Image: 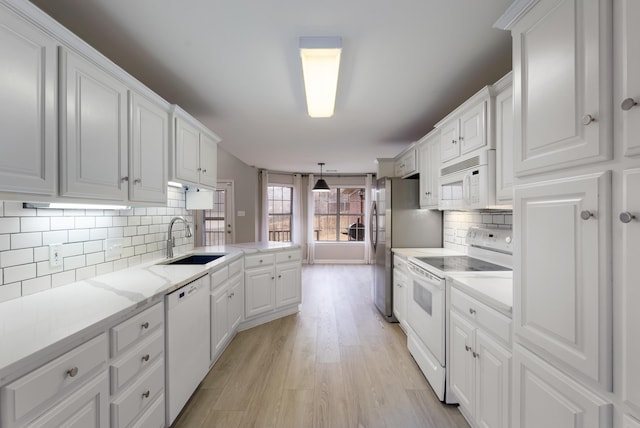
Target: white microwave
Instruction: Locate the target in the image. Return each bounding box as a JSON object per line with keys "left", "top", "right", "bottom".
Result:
{"left": 438, "top": 149, "right": 496, "bottom": 210}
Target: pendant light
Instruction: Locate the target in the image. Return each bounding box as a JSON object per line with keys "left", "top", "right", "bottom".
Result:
{"left": 312, "top": 162, "right": 330, "bottom": 192}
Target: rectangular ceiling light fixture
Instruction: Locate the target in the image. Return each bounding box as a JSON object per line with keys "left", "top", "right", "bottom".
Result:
{"left": 299, "top": 36, "right": 342, "bottom": 118}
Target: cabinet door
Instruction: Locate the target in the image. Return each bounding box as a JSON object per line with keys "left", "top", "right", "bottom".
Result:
{"left": 621, "top": 0, "right": 640, "bottom": 157}
{"left": 511, "top": 0, "right": 611, "bottom": 175}
{"left": 419, "top": 133, "right": 440, "bottom": 208}
{"left": 622, "top": 168, "right": 640, "bottom": 409}
{"left": 245, "top": 266, "right": 275, "bottom": 318}
{"left": 228, "top": 274, "right": 243, "bottom": 332}
{"left": 475, "top": 330, "right": 511, "bottom": 428}
{"left": 199, "top": 133, "right": 218, "bottom": 188}
{"left": 440, "top": 119, "right": 460, "bottom": 163}
{"left": 624, "top": 414, "right": 640, "bottom": 428}
{"left": 129, "top": 92, "right": 167, "bottom": 204}
{"left": 460, "top": 101, "right": 486, "bottom": 155}
{"left": 0, "top": 7, "right": 57, "bottom": 195}
{"left": 174, "top": 117, "right": 200, "bottom": 184}
{"left": 512, "top": 345, "right": 612, "bottom": 428}
{"left": 392, "top": 270, "right": 406, "bottom": 326}
{"left": 495, "top": 85, "right": 514, "bottom": 204}
{"left": 514, "top": 172, "right": 611, "bottom": 386}
{"left": 275, "top": 262, "right": 301, "bottom": 308}
{"left": 427, "top": 137, "right": 441, "bottom": 207}
{"left": 449, "top": 311, "right": 475, "bottom": 414}
{"left": 27, "top": 373, "right": 109, "bottom": 428}
{"left": 60, "top": 48, "right": 128, "bottom": 201}
{"left": 210, "top": 284, "right": 229, "bottom": 361}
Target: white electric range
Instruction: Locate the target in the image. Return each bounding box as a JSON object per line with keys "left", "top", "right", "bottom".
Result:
{"left": 405, "top": 227, "right": 513, "bottom": 403}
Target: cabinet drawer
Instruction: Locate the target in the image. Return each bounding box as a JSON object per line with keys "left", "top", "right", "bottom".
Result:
{"left": 228, "top": 258, "right": 243, "bottom": 278}
{"left": 210, "top": 265, "right": 229, "bottom": 289}
{"left": 245, "top": 253, "right": 275, "bottom": 268}
{"left": 451, "top": 287, "right": 511, "bottom": 345}
{"left": 110, "top": 329, "right": 164, "bottom": 395}
{"left": 130, "top": 392, "right": 164, "bottom": 428}
{"left": 1, "top": 333, "right": 107, "bottom": 426}
{"left": 276, "top": 250, "right": 300, "bottom": 264}
{"left": 110, "top": 303, "right": 163, "bottom": 357}
{"left": 111, "top": 358, "right": 164, "bottom": 428}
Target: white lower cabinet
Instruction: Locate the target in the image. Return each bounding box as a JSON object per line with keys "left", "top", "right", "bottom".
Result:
{"left": 449, "top": 290, "right": 511, "bottom": 428}
{"left": 513, "top": 344, "right": 612, "bottom": 428}
{"left": 0, "top": 334, "right": 109, "bottom": 428}
{"left": 392, "top": 254, "right": 409, "bottom": 331}
{"left": 275, "top": 261, "right": 301, "bottom": 308}
{"left": 211, "top": 259, "right": 244, "bottom": 363}
{"left": 245, "top": 263, "right": 276, "bottom": 318}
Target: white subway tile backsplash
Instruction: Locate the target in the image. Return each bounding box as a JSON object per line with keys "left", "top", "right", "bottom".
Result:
{"left": 52, "top": 270, "right": 75, "bottom": 288}
{"left": 64, "top": 255, "right": 86, "bottom": 271}
{"left": 4, "top": 264, "right": 36, "bottom": 283}
{"left": 11, "top": 232, "right": 42, "bottom": 249}
{"left": 22, "top": 276, "right": 51, "bottom": 296}
{"left": 443, "top": 210, "right": 512, "bottom": 251}
{"left": 0, "top": 186, "right": 193, "bottom": 301}
{"left": 50, "top": 216, "right": 75, "bottom": 230}
{"left": 43, "top": 230, "right": 68, "bottom": 245}
{"left": 0, "top": 218, "right": 20, "bottom": 234}
{"left": 21, "top": 217, "right": 50, "bottom": 232}
{"left": 1, "top": 248, "right": 33, "bottom": 268}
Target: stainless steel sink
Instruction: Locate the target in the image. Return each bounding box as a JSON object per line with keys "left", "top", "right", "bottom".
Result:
{"left": 161, "top": 254, "right": 225, "bottom": 265}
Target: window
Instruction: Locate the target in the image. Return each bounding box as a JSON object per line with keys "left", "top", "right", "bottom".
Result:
{"left": 203, "top": 189, "right": 226, "bottom": 245}
{"left": 314, "top": 187, "right": 365, "bottom": 241}
{"left": 268, "top": 185, "right": 293, "bottom": 242}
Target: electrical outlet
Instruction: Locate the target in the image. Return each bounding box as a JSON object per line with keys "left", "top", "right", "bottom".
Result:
{"left": 49, "top": 244, "right": 63, "bottom": 267}
{"left": 105, "top": 238, "right": 123, "bottom": 259}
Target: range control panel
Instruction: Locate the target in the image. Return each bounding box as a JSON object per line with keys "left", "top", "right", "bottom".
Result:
{"left": 465, "top": 226, "right": 513, "bottom": 254}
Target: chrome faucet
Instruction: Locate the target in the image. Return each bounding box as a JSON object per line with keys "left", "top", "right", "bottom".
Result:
{"left": 166, "top": 216, "right": 193, "bottom": 258}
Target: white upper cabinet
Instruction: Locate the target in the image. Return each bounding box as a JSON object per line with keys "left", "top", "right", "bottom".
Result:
{"left": 438, "top": 92, "right": 489, "bottom": 164}
{"left": 0, "top": 5, "right": 57, "bottom": 196}
{"left": 171, "top": 105, "right": 220, "bottom": 190}
{"left": 59, "top": 47, "right": 128, "bottom": 201}
{"left": 129, "top": 91, "right": 168, "bottom": 204}
{"left": 509, "top": 0, "right": 612, "bottom": 176}
{"left": 621, "top": 0, "right": 640, "bottom": 158}
{"left": 514, "top": 171, "right": 611, "bottom": 388}
{"left": 394, "top": 148, "right": 417, "bottom": 178}
{"left": 495, "top": 76, "right": 513, "bottom": 204}
{"left": 622, "top": 168, "right": 640, "bottom": 410}
{"left": 418, "top": 130, "right": 440, "bottom": 208}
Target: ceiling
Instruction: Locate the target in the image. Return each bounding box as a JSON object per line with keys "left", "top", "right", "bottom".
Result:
{"left": 29, "top": 0, "right": 513, "bottom": 174}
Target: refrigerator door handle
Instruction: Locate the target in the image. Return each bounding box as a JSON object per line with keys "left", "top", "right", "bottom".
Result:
{"left": 370, "top": 201, "right": 377, "bottom": 253}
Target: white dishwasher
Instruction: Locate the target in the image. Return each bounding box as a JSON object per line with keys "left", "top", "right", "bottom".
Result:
{"left": 165, "top": 274, "right": 210, "bottom": 425}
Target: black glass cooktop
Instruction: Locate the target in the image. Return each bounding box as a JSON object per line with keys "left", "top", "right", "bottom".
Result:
{"left": 415, "top": 256, "right": 511, "bottom": 272}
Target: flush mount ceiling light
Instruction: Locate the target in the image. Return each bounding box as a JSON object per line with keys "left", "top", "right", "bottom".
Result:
{"left": 299, "top": 36, "right": 342, "bottom": 118}
{"left": 312, "top": 162, "right": 331, "bottom": 192}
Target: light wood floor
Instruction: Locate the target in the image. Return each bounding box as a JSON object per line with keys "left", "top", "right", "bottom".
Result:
{"left": 173, "top": 264, "right": 468, "bottom": 428}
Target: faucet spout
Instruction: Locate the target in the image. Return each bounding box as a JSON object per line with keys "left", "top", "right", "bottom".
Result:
{"left": 166, "top": 216, "right": 192, "bottom": 258}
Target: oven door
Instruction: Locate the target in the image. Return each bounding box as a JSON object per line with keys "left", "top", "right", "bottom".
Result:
{"left": 407, "top": 268, "right": 446, "bottom": 365}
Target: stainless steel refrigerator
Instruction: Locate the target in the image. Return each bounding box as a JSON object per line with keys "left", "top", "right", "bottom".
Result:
{"left": 370, "top": 177, "right": 442, "bottom": 321}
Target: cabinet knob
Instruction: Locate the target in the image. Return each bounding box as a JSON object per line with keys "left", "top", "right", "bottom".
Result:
{"left": 66, "top": 367, "right": 79, "bottom": 378}
{"left": 133, "top": 178, "right": 141, "bottom": 184}
{"left": 580, "top": 210, "right": 595, "bottom": 220}
{"left": 425, "top": 191, "right": 431, "bottom": 196}
{"left": 271, "top": 276, "right": 275, "bottom": 280}
{"left": 620, "top": 211, "right": 636, "bottom": 223}
{"left": 621, "top": 98, "right": 638, "bottom": 111}
{"left": 141, "top": 322, "right": 150, "bottom": 329}
{"left": 459, "top": 136, "right": 464, "bottom": 141}
{"left": 451, "top": 139, "right": 457, "bottom": 144}
{"left": 469, "top": 308, "right": 476, "bottom": 315}
{"left": 202, "top": 169, "right": 207, "bottom": 173}
{"left": 465, "top": 345, "right": 471, "bottom": 352}
{"left": 472, "top": 351, "right": 479, "bottom": 359}
{"left": 259, "top": 259, "right": 263, "bottom": 263}
{"left": 141, "top": 354, "right": 150, "bottom": 362}
{"left": 142, "top": 390, "right": 150, "bottom": 399}
{"left": 278, "top": 274, "right": 282, "bottom": 279}
{"left": 121, "top": 176, "right": 129, "bottom": 182}
{"left": 582, "top": 114, "right": 595, "bottom": 125}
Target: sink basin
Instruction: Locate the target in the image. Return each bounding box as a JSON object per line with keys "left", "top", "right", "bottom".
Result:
{"left": 162, "top": 254, "right": 225, "bottom": 265}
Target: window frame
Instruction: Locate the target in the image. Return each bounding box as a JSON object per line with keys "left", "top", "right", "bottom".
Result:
{"left": 267, "top": 184, "right": 293, "bottom": 242}
{"left": 313, "top": 187, "right": 365, "bottom": 242}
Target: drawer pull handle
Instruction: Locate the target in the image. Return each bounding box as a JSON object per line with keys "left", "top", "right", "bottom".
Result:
{"left": 66, "top": 367, "right": 79, "bottom": 378}
{"left": 465, "top": 345, "right": 471, "bottom": 352}
{"left": 141, "top": 322, "right": 150, "bottom": 329}
{"left": 469, "top": 308, "right": 476, "bottom": 315}
{"left": 142, "top": 390, "right": 150, "bottom": 399}
{"left": 621, "top": 98, "right": 637, "bottom": 111}
{"left": 620, "top": 212, "right": 636, "bottom": 223}
{"left": 141, "top": 354, "right": 150, "bottom": 362}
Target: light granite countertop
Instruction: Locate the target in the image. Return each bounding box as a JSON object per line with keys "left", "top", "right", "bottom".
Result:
{"left": 0, "top": 242, "right": 300, "bottom": 385}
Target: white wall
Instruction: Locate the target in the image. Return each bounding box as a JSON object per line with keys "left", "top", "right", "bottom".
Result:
{"left": 0, "top": 187, "right": 194, "bottom": 303}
